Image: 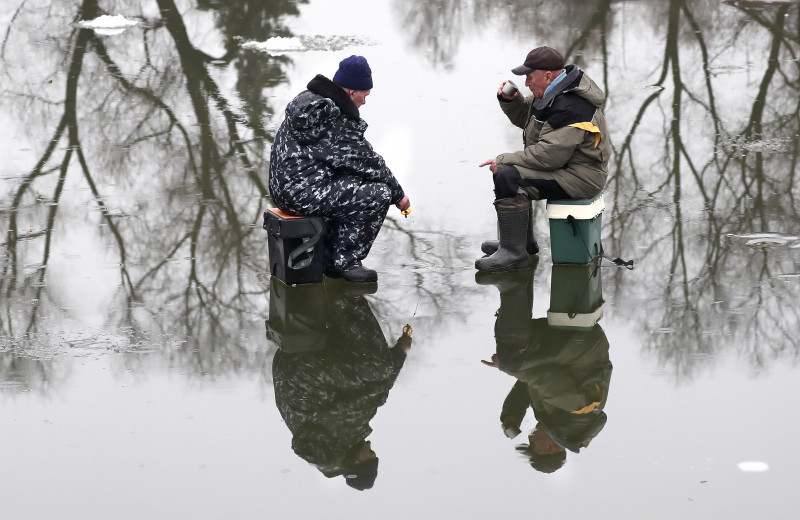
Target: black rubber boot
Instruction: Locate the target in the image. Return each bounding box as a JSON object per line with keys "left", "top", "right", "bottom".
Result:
{"left": 481, "top": 201, "right": 539, "bottom": 256}
{"left": 475, "top": 197, "right": 532, "bottom": 272}
{"left": 324, "top": 263, "right": 378, "bottom": 283}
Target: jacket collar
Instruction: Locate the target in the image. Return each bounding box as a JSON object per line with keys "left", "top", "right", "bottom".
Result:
{"left": 533, "top": 64, "right": 582, "bottom": 110}
{"left": 307, "top": 74, "right": 360, "bottom": 120}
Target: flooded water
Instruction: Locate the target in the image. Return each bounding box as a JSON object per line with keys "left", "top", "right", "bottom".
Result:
{"left": 2, "top": 0, "right": 799, "bottom": 518}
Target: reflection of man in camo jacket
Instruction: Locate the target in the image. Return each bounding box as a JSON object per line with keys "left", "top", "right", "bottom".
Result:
{"left": 269, "top": 55, "right": 411, "bottom": 283}
{"left": 272, "top": 287, "right": 412, "bottom": 490}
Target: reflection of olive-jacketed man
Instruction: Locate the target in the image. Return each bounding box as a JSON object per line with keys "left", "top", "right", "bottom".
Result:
{"left": 269, "top": 55, "right": 410, "bottom": 284}
{"left": 272, "top": 288, "right": 412, "bottom": 490}
{"left": 479, "top": 271, "right": 612, "bottom": 473}
{"left": 477, "top": 46, "right": 611, "bottom": 272}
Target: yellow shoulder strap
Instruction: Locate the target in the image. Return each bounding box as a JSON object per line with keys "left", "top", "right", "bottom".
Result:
{"left": 568, "top": 122, "right": 601, "bottom": 149}
{"left": 571, "top": 384, "right": 603, "bottom": 414}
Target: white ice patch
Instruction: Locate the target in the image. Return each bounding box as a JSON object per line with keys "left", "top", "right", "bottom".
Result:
{"left": 0, "top": 330, "right": 183, "bottom": 359}
{"left": 0, "top": 381, "right": 28, "bottom": 392}
{"left": 737, "top": 461, "right": 769, "bottom": 472}
{"left": 727, "top": 232, "right": 800, "bottom": 247}
{"left": 718, "top": 135, "right": 792, "bottom": 154}
{"left": 241, "top": 35, "right": 377, "bottom": 56}
{"left": 246, "top": 36, "right": 305, "bottom": 55}
{"left": 652, "top": 327, "right": 675, "bottom": 334}
{"left": 77, "top": 15, "right": 139, "bottom": 36}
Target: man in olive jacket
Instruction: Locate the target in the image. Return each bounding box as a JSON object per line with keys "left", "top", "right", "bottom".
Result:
{"left": 477, "top": 46, "right": 611, "bottom": 272}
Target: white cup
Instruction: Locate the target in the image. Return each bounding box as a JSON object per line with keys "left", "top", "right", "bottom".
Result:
{"left": 501, "top": 80, "right": 519, "bottom": 96}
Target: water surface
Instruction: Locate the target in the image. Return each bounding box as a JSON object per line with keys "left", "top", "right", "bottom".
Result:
{"left": 1, "top": 1, "right": 798, "bottom": 518}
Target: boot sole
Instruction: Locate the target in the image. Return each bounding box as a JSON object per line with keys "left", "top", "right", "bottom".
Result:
{"left": 474, "top": 258, "right": 531, "bottom": 272}
{"left": 481, "top": 247, "right": 540, "bottom": 256}
{"left": 481, "top": 245, "right": 540, "bottom": 256}
{"left": 324, "top": 269, "right": 378, "bottom": 283}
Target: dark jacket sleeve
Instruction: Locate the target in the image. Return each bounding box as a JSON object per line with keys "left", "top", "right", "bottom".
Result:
{"left": 500, "top": 380, "right": 531, "bottom": 422}
{"left": 327, "top": 131, "right": 405, "bottom": 204}
{"left": 499, "top": 93, "right": 532, "bottom": 129}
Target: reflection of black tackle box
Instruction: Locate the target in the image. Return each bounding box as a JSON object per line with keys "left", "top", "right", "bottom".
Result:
{"left": 265, "top": 277, "right": 326, "bottom": 353}
{"left": 263, "top": 208, "right": 325, "bottom": 285}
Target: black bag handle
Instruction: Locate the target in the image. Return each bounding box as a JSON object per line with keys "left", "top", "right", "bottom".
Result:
{"left": 287, "top": 218, "right": 323, "bottom": 270}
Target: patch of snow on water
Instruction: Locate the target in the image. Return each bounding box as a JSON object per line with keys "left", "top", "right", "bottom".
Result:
{"left": 241, "top": 35, "right": 377, "bottom": 56}
{"left": 737, "top": 461, "right": 769, "bottom": 472}
{"left": 77, "top": 15, "right": 139, "bottom": 36}
{"left": 0, "top": 330, "right": 184, "bottom": 359}
{"left": 718, "top": 135, "right": 793, "bottom": 155}
{"left": 727, "top": 232, "right": 800, "bottom": 247}
{"left": 244, "top": 36, "right": 305, "bottom": 54}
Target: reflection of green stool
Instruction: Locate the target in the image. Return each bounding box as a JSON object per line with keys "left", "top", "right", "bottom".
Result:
{"left": 546, "top": 194, "right": 604, "bottom": 264}
{"left": 547, "top": 261, "right": 604, "bottom": 330}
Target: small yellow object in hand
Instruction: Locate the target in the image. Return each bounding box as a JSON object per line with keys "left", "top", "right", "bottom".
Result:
{"left": 403, "top": 324, "right": 413, "bottom": 336}
{"left": 401, "top": 208, "right": 411, "bottom": 218}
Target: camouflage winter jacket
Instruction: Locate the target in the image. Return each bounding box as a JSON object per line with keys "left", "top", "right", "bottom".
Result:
{"left": 496, "top": 65, "right": 611, "bottom": 199}
{"left": 268, "top": 75, "right": 405, "bottom": 209}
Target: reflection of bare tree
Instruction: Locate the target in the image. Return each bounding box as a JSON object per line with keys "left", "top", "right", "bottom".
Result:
{"left": 3, "top": 0, "right": 103, "bottom": 336}
{"left": 0, "top": 0, "right": 285, "bottom": 385}
{"left": 604, "top": 0, "right": 800, "bottom": 381}
{"left": 394, "top": 0, "right": 615, "bottom": 69}
{"left": 0, "top": 349, "right": 70, "bottom": 396}
{"left": 369, "top": 215, "right": 475, "bottom": 327}
{"left": 198, "top": 0, "right": 309, "bottom": 128}
{"left": 392, "top": 0, "right": 470, "bottom": 70}
{"left": 396, "top": 0, "right": 800, "bottom": 379}
{"left": 0, "top": 0, "right": 472, "bottom": 389}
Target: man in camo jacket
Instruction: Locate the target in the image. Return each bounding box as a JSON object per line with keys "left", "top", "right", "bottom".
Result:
{"left": 269, "top": 55, "right": 411, "bottom": 283}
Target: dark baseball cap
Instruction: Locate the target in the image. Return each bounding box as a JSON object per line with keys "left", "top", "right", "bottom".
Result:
{"left": 511, "top": 46, "right": 565, "bottom": 75}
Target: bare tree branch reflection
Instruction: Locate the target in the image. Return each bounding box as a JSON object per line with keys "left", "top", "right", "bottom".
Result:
{"left": 0, "top": 0, "right": 284, "bottom": 385}
{"left": 394, "top": 0, "right": 800, "bottom": 379}
{"left": 0, "top": 0, "right": 472, "bottom": 391}
{"left": 605, "top": 0, "right": 800, "bottom": 380}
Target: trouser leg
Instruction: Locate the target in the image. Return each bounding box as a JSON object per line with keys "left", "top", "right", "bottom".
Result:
{"left": 493, "top": 165, "right": 570, "bottom": 200}
{"left": 325, "top": 207, "right": 389, "bottom": 271}
{"left": 318, "top": 177, "right": 392, "bottom": 272}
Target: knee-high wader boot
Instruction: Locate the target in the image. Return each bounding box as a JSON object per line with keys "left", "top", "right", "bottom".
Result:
{"left": 475, "top": 197, "right": 532, "bottom": 272}
{"left": 475, "top": 268, "right": 534, "bottom": 359}
{"left": 480, "top": 200, "right": 539, "bottom": 256}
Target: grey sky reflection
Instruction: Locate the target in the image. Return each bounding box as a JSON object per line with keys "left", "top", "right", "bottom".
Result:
{"left": 1, "top": 1, "right": 799, "bottom": 519}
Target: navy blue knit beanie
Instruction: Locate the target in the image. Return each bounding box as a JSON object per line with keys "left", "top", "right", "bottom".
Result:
{"left": 332, "top": 55, "right": 373, "bottom": 90}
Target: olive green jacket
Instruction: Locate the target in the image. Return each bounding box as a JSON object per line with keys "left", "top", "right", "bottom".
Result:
{"left": 496, "top": 65, "right": 611, "bottom": 199}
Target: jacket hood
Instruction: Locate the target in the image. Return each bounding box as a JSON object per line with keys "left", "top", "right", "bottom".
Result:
{"left": 308, "top": 74, "right": 360, "bottom": 119}
{"left": 533, "top": 65, "right": 606, "bottom": 110}
{"left": 282, "top": 75, "right": 361, "bottom": 141}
